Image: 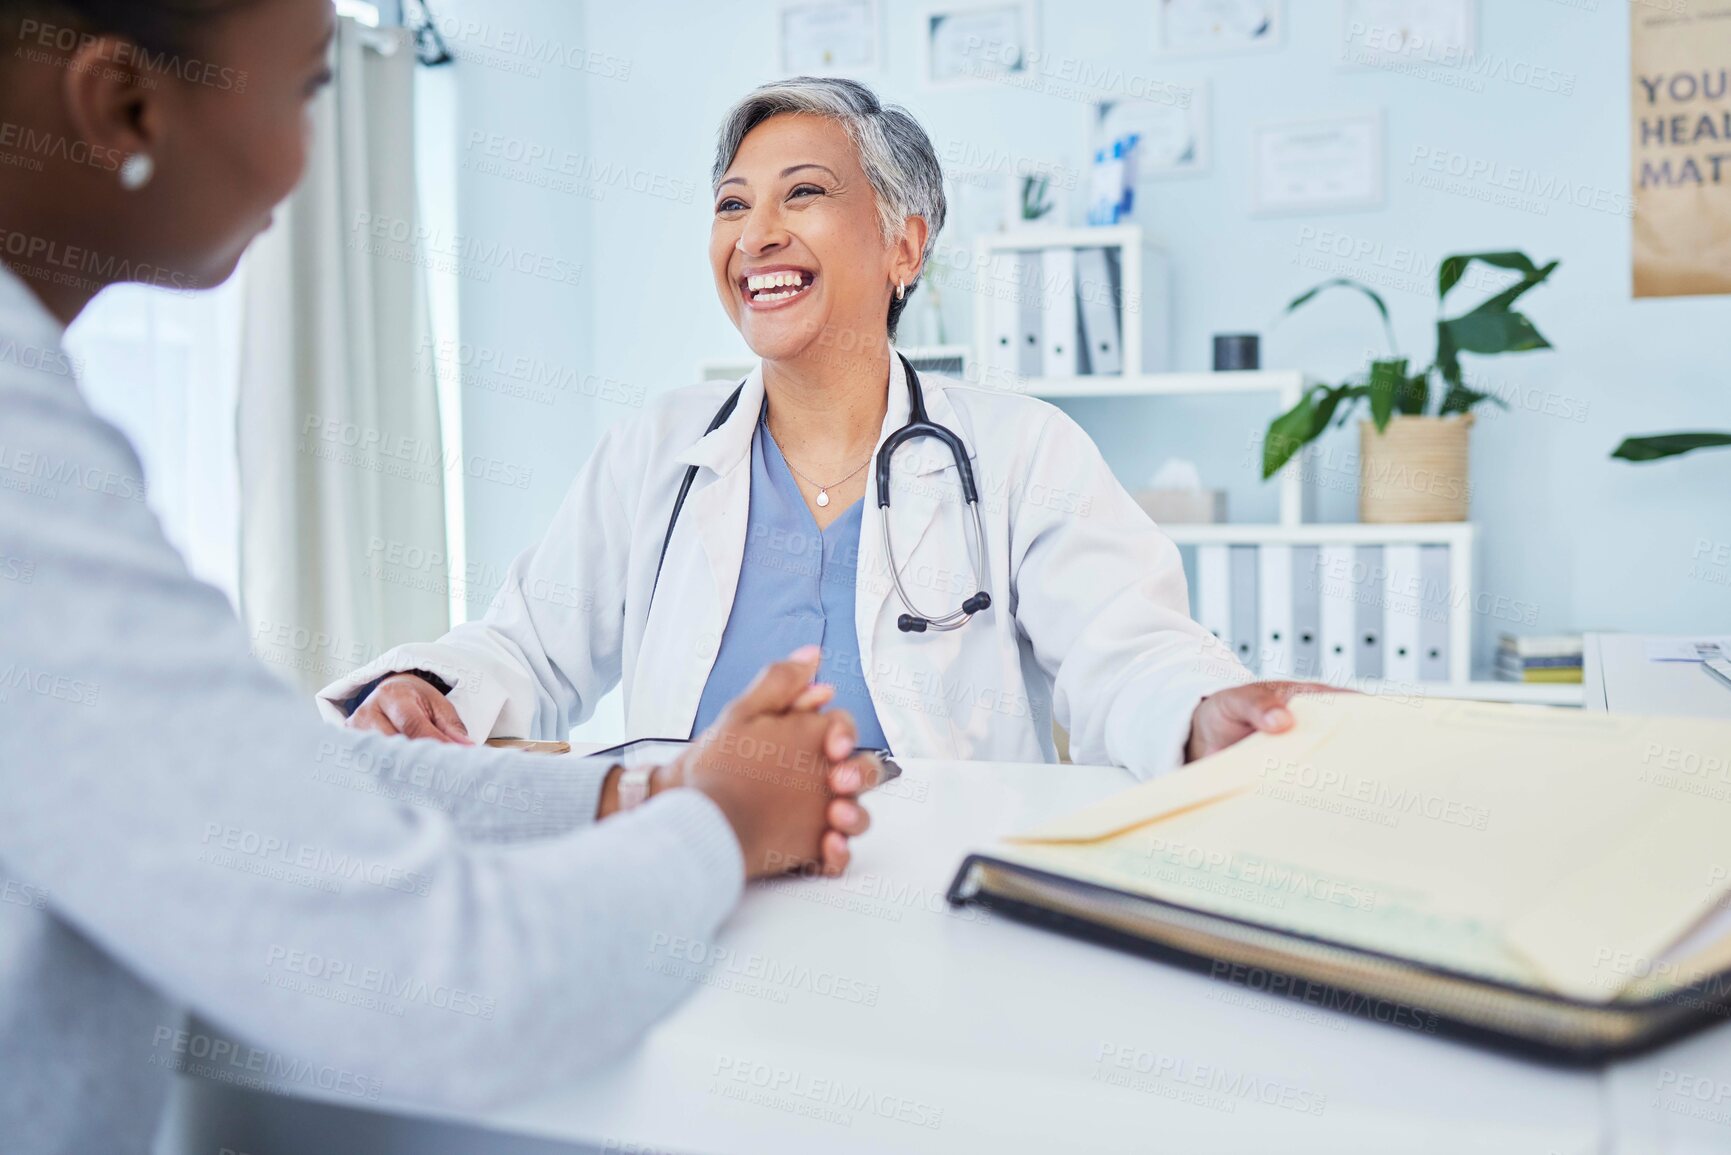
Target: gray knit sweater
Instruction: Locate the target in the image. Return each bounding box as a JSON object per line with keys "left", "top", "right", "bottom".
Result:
{"left": 0, "top": 267, "right": 744, "bottom": 1154}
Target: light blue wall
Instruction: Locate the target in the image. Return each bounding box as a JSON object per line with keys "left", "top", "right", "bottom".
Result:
{"left": 450, "top": 0, "right": 1730, "bottom": 683}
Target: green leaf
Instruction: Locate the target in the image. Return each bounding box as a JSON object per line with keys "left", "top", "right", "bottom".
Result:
{"left": 1367, "top": 359, "right": 1405, "bottom": 431}
{"left": 1262, "top": 389, "right": 1318, "bottom": 479}
{"left": 1327, "top": 383, "right": 1371, "bottom": 428}
{"left": 1434, "top": 324, "right": 1461, "bottom": 391}
{"left": 1397, "top": 370, "right": 1430, "bottom": 416}
{"left": 1441, "top": 309, "right": 1551, "bottom": 356}
{"left": 1437, "top": 383, "right": 1507, "bottom": 416}
{"left": 1262, "top": 384, "right": 1365, "bottom": 478}
{"left": 1439, "top": 252, "right": 1544, "bottom": 304}
{"left": 1285, "top": 278, "right": 1399, "bottom": 354}
{"left": 1612, "top": 432, "right": 1731, "bottom": 462}
{"left": 1469, "top": 260, "right": 1560, "bottom": 319}
{"left": 1311, "top": 385, "right": 1352, "bottom": 432}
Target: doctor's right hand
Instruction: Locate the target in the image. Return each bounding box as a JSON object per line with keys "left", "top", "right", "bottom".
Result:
{"left": 671, "top": 647, "right": 878, "bottom": 880}
{"left": 346, "top": 672, "right": 474, "bottom": 744}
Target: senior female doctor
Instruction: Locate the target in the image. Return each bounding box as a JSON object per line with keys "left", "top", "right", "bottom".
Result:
{"left": 326, "top": 77, "right": 1310, "bottom": 778}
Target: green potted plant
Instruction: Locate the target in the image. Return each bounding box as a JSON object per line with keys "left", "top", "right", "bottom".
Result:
{"left": 1262, "top": 251, "right": 1560, "bottom": 523}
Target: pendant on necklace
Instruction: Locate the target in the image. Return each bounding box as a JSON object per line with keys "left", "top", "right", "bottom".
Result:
{"left": 816, "top": 489, "right": 831, "bottom": 508}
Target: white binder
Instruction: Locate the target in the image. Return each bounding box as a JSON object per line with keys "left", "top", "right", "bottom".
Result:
{"left": 1041, "top": 247, "right": 1079, "bottom": 377}
{"left": 1290, "top": 545, "right": 1321, "bottom": 680}
{"left": 1258, "top": 545, "right": 1294, "bottom": 678}
{"left": 1229, "top": 545, "right": 1260, "bottom": 674}
{"left": 986, "top": 252, "right": 1020, "bottom": 379}
{"left": 1318, "top": 543, "right": 1358, "bottom": 683}
{"left": 1420, "top": 545, "right": 1452, "bottom": 682}
{"left": 1074, "top": 247, "right": 1123, "bottom": 376}
{"left": 1016, "top": 251, "right": 1044, "bottom": 378}
{"left": 1354, "top": 545, "right": 1384, "bottom": 680}
{"left": 1383, "top": 544, "right": 1424, "bottom": 684}
{"left": 1195, "top": 544, "right": 1233, "bottom": 652}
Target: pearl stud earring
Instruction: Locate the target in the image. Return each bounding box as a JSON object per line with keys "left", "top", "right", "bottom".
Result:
{"left": 119, "top": 154, "right": 155, "bottom": 192}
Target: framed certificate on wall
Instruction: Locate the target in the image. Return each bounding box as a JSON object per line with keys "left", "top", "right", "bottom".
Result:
{"left": 1094, "top": 85, "right": 1212, "bottom": 178}
{"left": 1156, "top": 0, "right": 1284, "bottom": 56}
{"left": 921, "top": 2, "right": 1038, "bottom": 88}
{"left": 1338, "top": 0, "right": 1476, "bottom": 68}
{"left": 779, "top": 1, "right": 882, "bottom": 75}
{"left": 1251, "top": 112, "right": 1386, "bottom": 215}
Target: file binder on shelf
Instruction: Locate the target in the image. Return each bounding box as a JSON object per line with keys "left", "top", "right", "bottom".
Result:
{"left": 1384, "top": 544, "right": 1424, "bottom": 684}
{"left": 1290, "top": 545, "right": 1321, "bottom": 679}
{"left": 1257, "top": 544, "right": 1293, "bottom": 678}
{"left": 1074, "top": 247, "right": 1123, "bottom": 375}
{"left": 986, "top": 252, "right": 1021, "bottom": 379}
{"left": 1420, "top": 544, "right": 1452, "bottom": 682}
{"left": 1317, "top": 543, "right": 1357, "bottom": 683}
{"left": 1195, "top": 544, "right": 1232, "bottom": 650}
{"left": 1354, "top": 545, "right": 1385, "bottom": 681}
{"left": 1228, "top": 545, "right": 1260, "bottom": 674}
{"left": 1041, "top": 247, "right": 1080, "bottom": 377}
{"left": 1015, "top": 250, "right": 1044, "bottom": 378}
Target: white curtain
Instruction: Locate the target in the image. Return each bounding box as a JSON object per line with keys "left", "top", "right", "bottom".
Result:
{"left": 238, "top": 19, "right": 451, "bottom": 697}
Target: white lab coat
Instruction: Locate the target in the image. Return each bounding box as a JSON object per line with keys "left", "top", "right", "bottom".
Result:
{"left": 318, "top": 355, "right": 1250, "bottom": 778}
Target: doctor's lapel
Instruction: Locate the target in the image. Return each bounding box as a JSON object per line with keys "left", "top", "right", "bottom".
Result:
{"left": 633, "top": 370, "right": 764, "bottom": 737}
{"left": 856, "top": 366, "right": 982, "bottom": 673}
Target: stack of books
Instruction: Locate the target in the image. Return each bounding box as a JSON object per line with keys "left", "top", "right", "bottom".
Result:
{"left": 1497, "top": 633, "right": 1584, "bottom": 684}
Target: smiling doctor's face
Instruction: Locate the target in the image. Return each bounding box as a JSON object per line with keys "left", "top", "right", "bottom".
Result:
{"left": 710, "top": 113, "right": 908, "bottom": 366}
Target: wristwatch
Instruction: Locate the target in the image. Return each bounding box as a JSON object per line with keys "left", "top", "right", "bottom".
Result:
{"left": 616, "top": 763, "right": 655, "bottom": 812}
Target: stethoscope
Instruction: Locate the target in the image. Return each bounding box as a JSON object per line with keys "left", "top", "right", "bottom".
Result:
{"left": 653, "top": 353, "right": 992, "bottom": 633}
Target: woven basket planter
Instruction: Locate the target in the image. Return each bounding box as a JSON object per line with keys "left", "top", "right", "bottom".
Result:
{"left": 1358, "top": 415, "right": 1473, "bottom": 524}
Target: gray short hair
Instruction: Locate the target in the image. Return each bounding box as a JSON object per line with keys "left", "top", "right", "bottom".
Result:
{"left": 712, "top": 77, "right": 947, "bottom": 340}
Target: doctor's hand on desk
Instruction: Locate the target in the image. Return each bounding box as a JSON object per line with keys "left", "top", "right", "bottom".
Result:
{"left": 1186, "top": 682, "right": 1341, "bottom": 763}
{"left": 347, "top": 671, "right": 476, "bottom": 743}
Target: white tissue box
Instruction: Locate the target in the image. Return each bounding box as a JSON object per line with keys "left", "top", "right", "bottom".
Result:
{"left": 1134, "top": 489, "right": 1227, "bottom": 524}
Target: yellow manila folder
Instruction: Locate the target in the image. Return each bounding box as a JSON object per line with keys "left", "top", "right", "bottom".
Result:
{"left": 996, "top": 694, "right": 1731, "bottom": 1004}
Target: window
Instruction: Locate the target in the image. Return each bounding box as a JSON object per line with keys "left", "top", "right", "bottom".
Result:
{"left": 66, "top": 273, "right": 247, "bottom": 607}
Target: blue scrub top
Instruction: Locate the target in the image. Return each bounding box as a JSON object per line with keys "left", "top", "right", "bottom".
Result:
{"left": 690, "top": 412, "right": 889, "bottom": 751}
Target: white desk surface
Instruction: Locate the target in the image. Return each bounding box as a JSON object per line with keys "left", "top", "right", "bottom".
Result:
{"left": 173, "top": 750, "right": 1731, "bottom": 1154}
{"left": 474, "top": 758, "right": 1605, "bottom": 1155}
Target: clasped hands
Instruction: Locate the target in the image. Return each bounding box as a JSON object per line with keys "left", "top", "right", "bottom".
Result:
{"left": 349, "top": 644, "right": 877, "bottom": 880}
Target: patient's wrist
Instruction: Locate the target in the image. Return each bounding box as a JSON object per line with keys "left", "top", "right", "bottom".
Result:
{"left": 598, "top": 763, "right": 681, "bottom": 820}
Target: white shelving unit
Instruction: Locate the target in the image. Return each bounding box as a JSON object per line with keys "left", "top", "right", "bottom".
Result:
{"left": 1012, "top": 371, "right": 1574, "bottom": 706}
{"left": 1047, "top": 372, "right": 1480, "bottom": 689}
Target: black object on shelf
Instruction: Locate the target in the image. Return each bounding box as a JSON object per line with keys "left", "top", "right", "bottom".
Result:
{"left": 1213, "top": 333, "right": 1260, "bottom": 372}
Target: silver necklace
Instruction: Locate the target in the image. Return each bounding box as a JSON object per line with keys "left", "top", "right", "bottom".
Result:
{"left": 766, "top": 423, "right": 873, "bottom": 508}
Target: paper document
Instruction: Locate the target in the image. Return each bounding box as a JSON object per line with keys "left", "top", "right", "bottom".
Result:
{"left": 1645, "top": 637, "right": 1731, "bottom": 663}
{"left": 1001, "top": 694, "right": 1731, "bottom": 1002}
